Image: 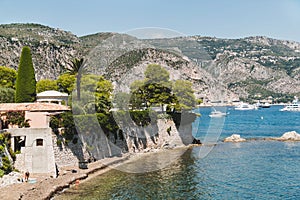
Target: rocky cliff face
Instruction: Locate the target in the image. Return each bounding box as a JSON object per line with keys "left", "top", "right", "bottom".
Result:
{"left": 0, "top": 24, "right": 80, "bottom": 80}
{"left": 73, "top": 114, "right": 195, "bottom": 159}
{"left": 106, "top": 47, "right": 237, "bottom": 101}
{"left": 214, "top": 56, "right": 300, "bottom": 97}
{"left": 119, "top": 118, "right": 193, "bottom": 153}
{"left": 148, "top": 36, "right": 300, "bottom": 100}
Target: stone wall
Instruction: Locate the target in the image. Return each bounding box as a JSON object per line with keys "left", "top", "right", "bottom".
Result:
{"left": 52, "top": 135, "right": 91, "bottom": 168}
{"left": 122, "top": 118, "right": 194, "bottom": 153}
{"left": 73, "top": 116, "right": 195, "bottom": 160}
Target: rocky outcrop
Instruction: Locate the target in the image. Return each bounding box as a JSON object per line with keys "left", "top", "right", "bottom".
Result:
{"left": 274, "top": 131, "right": 300, "bottom": 141}
{"left": 0, "top": 171, "right": 23, "bottom": 187}
{"left": 120, "top": 118, "right": 193, "bottom": 153}
{"left": 223, "top": 134, "right": 246, "bottom": 142}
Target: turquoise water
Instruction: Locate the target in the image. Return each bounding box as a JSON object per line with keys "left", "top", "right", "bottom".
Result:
{"left": 193, "top": 105, "right": 300, "bottom": 140}
{"left": 56, "top": 106, "right": 300, "bottom": 199}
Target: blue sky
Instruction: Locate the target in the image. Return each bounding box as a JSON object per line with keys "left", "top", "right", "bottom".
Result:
{"left": 1, "top": 0, "right": 300, "bottom": 41}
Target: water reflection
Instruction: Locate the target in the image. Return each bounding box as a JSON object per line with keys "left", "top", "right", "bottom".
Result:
{"left": 55, "top": 141, "right": 300, "bottom": 200}
{"left": 56, "top": 149, "right": 208, "bottom": 200}
{"left": 114, "top": 148, "right": 187, "bottom": 173}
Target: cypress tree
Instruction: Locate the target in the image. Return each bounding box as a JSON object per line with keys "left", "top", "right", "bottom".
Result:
{"left": 15, "top": 46, "right": 37, "bottom": 103}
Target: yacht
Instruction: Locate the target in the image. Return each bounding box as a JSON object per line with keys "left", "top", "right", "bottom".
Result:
{"left": 260, "top": 102, "right": 271, "bottom": 108}
{"left": 209, "top": 108, "right": 228, "bottom": 117}
{"left": 280, "top": 97, "right": 300, "bottom": 111}
{"left": 235, "top": 102, "right": 257, "bottom": 110}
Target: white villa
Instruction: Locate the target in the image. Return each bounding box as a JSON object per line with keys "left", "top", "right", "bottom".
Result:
{"left": 36, "top": 90, "right": 68, "bottom": 105}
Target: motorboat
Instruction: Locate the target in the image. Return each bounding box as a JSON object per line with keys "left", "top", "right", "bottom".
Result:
{"left": 255, "top": 101, "right": 271, "bottom": 108}
{"left": 209, "top": 108, "right": 228, "bottom": 117}
{"left": 280, "top": 97, "right": 300, "bottom": 111}
{"left": 234, "top": 102, "right": 257, "bottom": 110}
{"left": 260, "top": 102, "right": 271, "bottom": 108}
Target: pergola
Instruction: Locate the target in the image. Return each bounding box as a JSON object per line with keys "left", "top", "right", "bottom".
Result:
{"left": 36, "top": 90, "right": 69, "bottom": 105}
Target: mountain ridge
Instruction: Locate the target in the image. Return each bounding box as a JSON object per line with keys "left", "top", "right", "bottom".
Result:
{"left": 0, "top": 23, "right": 300, "bottom": 102}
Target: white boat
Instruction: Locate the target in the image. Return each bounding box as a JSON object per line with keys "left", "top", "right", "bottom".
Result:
{"left": 235, "top": 102, "right": 257, "bottom": 110}
{"left": 209, "top": 108, "right": 228, "bottom": 117}
{"left": 255, "top": 101, "right": 271, "bottom": 108}
{"left": 261, "top": 102, "right": 271, "bottom": 108}
{"left": 280, "top": 97, "right": 300, "bottom": 111}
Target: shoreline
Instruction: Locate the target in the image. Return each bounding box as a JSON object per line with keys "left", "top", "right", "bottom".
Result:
{"left": 0, "top": 146, "right": 193, "bottom": 200}
{"left": 0, "top": 154, "right": 131, "bottom": 200}
{"left": 0, "top": 135, "right": 299, "bottom": 200}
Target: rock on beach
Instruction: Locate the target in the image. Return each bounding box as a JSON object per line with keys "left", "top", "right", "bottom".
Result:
{"left": 0, "top": 171, "right": 23, "bottom": 188}
{"left": 223, "top": 134, "right": 246, "bottom": 142}
{"left": 275, "top": 131, "right": 300, "bottom": 141}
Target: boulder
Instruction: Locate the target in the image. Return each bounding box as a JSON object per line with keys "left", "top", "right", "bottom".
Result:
{"left": 192, "top": 138, "right": 202, "bottom": 145}
{"left": 224, "top": 134, "right": 246, "bottom": 142}
{"left": 276, "top": 131, "right": 300, "bottom": 141}
{"left": 0, "top": 171, "right": 23, "bottom": 188}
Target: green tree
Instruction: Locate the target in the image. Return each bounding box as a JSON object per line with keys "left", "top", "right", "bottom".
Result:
{"left": 144, "top": 64, "right": 170, "bottom": 85}
{"left": 57, "top": 73, "right": 75, "bottom": 94}
{"left": 94, "top": 76, "right": 113, "bottom": 113}
{"left": 0, "top": 87, "right": 15, "bottom": 103}
{"left": 65, "top": 58, "right": 84, "bottom": 100}
{"left": 72, "top": 75, "right": 113, "bottom": 114}
{"left": 130, "top": 80, "right": 144, "bottom": 91}
{"left": 15, "top": 46, "right": 37, "bottom": 103}
{"left": 173, "top": 80, "right": 196, "bottom": 110}
{"left": 0, "top": 66, "right": 17, "bottom": 89}
{"left": 144, "top": 83, "right": 176, "bottom": 110}
{"left": 130, "top": 64, "right": 175, "bottom": 111}
{"left": 36, "top": 79, "right": 58, "bottom": 93}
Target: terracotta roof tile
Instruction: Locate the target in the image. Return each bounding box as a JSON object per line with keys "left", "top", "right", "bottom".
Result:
{"left": 0, "top": 103, "right": 70, "bottom": 112}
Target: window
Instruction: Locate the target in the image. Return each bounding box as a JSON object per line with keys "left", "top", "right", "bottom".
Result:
{"left": 36, "top": 139, "right": 43, "bottom": 146}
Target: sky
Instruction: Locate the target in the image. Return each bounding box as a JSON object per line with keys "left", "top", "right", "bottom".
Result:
{"left": 1, "top": 0, "right": 300, "bottom": 42}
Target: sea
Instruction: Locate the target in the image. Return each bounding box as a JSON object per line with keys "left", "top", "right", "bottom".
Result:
{"left": 55, "top": 105, "right": 300, "bottom": 200}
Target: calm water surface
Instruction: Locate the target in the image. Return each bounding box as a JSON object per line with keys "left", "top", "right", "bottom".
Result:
{"left": 56, "top": 106, "right": 300, "bottom": 199}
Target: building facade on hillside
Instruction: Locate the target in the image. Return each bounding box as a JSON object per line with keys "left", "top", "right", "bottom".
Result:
{"left": 0, "top": 103, "right": 70, "bottom": 177}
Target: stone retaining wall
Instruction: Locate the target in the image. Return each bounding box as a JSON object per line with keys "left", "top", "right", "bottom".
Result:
{"left": 52, "top": 135, "right": 90, "bottom": 168}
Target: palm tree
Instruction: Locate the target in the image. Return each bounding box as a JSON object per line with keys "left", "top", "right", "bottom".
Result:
{"left": 65, "top": 58, "right": 84, "bottom": 100}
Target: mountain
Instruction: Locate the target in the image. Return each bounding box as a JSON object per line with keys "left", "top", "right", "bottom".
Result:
{"left": 1, "top": 23, "right": 300, "bottom": 102}
{"left": 146, "top": 36, "right": 300, "bottom": 101}
{"left": 0, "top": 23, "right": 80, "bottom": 79}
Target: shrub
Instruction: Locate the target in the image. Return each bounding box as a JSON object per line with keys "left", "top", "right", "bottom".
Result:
{"left": 0, "top": 169, "right": 4, "bottom": 178}
{"left": 6, "top": 111, "right": 29, "bottom": 128}
{"left": 0, "top": 87, "right": 15, "bottom": 103}
{"left": 36, "top": 79, "right": 58, "bottom": 93}
{"left": 1, "top": 156, "right": 12, "bottom": 174}
{"left": 0, "top": 66, "right": 17, "bottom": 89}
